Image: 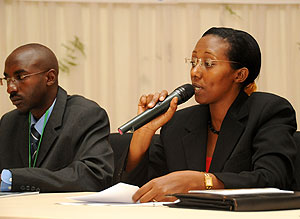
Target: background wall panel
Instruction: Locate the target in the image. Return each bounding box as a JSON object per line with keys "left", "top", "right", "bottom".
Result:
{"left": 0, "top": 0, "right": 299, "bottom": 131}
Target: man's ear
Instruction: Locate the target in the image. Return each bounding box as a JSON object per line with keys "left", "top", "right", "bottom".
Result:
{"left": 234, "top": 67, "right": 249, "bottom": 84}
{"left": 45, "top": 69, "right": 57, "bottom": 86}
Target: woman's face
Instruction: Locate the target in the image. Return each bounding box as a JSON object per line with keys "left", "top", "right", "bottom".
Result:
{"left": 190, "top": 34, "right": 239, "bottom": 105}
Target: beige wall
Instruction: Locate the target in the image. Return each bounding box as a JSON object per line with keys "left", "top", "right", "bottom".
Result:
{"left": 0, "top": 1, "right": 299, "bottom": 131}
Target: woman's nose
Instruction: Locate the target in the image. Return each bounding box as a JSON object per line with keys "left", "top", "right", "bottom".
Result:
{"left": 190, "top": 64, "right": 203, "bottom": 79}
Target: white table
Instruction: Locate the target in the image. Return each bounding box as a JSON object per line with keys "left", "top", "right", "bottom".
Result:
{"left": 1, "top": 192, "right": 300, "bottom": 219}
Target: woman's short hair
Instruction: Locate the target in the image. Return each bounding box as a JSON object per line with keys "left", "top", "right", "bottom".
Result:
{"left": 202, "top": 27, "right": 261, "bottom": 88}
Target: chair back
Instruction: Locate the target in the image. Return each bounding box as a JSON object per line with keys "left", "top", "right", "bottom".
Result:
{"left": 109, "top": 133, "right": 133, "bottom": 166}
{"left": 293, "top": 131, "right": 300, "bottom": 191}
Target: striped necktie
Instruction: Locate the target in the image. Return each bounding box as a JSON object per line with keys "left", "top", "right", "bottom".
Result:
{"left": 30, "top": 124, "right": 41, "bottom": 162}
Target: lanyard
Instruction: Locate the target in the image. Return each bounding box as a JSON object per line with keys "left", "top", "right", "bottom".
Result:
{"left": 28, "top": 109, "right": 50, "bottom": 168}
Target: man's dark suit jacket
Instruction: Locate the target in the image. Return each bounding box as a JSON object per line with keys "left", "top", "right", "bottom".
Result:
{"left": 121, "top": 91, "right": 297, "bottom": 190}
{"left": 0, "top": 87, "right": 113, "bottom": 192}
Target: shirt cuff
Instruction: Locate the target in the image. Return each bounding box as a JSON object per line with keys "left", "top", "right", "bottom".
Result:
{"left": 1, "top": 169, "right": 12, "bottom": 191}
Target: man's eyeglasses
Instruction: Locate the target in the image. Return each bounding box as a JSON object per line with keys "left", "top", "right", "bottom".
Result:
{"left": 185, "top": 57, "right": 241, "bottom": 69}
{"left": 0, "top": 70, "right": 49, "bottom": 86}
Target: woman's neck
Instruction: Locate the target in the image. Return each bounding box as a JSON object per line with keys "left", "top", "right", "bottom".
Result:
{"left": 209, "top": 90, "right": 240, "bottom": 130}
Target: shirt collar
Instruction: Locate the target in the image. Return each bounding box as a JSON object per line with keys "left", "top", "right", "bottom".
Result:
{"left": 30, "top": 98, "right": 57, "bottom": 135}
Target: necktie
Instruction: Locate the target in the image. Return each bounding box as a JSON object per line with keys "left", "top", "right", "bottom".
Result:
{"left": 30, "top": 125, "right": 41, "bottom": 163}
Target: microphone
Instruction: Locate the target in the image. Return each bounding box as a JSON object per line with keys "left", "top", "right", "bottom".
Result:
{"left": 118, "top": 84, "right": 195, "bottom": 135}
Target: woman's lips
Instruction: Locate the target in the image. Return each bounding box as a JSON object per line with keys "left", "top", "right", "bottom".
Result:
{"left": 193, "top": 84, "right": 203, "bottom": 94}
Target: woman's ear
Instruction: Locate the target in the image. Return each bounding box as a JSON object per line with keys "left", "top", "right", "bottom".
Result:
{"left": 234, "top": 67, "right": 249, "bottom": 84}
{"left": 45, "top": 69, "right": 57, "bottom": 86}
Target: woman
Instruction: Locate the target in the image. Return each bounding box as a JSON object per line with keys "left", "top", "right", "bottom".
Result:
{"left": 119, "top": 27, "right": 297, "bottom": 203}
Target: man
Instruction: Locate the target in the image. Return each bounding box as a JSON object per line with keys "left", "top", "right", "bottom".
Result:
{"left": 0, "top": 43, "right": 113, "bottom": 192}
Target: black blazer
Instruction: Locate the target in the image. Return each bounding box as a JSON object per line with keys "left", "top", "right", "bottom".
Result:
{"left": 121, "top": 91, "right": 297, "bottom": 190}
{"left": 0, "top": 87, "right": 114, "bottom": 192}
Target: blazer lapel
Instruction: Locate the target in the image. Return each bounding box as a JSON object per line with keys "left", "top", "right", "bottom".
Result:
{"left": 209, "top": 117, "right": 245, "bottom": 172}
{"left": 210, "top": 91, "right": 249, "bottom": 172}
{"left": 18, "top": 113, "right": 30, "bottom": 166}
{"left": 182, "top": 106, "right": 209, "bottom": 171}
{"left": 35, "top": 87, "right": 67, "bottom": 167}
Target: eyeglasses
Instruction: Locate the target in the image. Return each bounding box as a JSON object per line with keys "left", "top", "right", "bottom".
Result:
{"left": 0, "top": 70, "right": 49, "bottom": 86}
{"left": 185, "top": 57, "right": 241, "bottom": 69}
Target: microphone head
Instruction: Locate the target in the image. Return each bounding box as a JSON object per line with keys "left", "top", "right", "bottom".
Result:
{"left": 176, "top": 84, "right": 195, "bottom": 104}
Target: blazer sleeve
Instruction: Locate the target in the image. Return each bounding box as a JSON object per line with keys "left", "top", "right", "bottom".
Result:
{"left": 8, "top": 102, "right": 114, "bottom": 192}
{"left": 214, "top": 94, "right": 297, "bottom": 190}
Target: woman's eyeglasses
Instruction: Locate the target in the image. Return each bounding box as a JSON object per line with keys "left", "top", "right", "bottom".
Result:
{"left": 185, "top": 57, "right": 241, "bottom": 69}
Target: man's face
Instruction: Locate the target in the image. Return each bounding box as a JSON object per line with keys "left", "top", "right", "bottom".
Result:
{"left": 4, "top": 50, "right": 48, "bottom": 114}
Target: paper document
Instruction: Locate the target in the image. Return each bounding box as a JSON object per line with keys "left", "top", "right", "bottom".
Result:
{"left": 69, "top": 183, "right": 139, "bottom": 203}
{"left": 59, "top": 201, "right": 173, "bottom": 207}
{"left": 0, "top": 191, "right": 39, "bottom": 198}
{"left": 188, "top": 188, "right": 294, "bottom": 196}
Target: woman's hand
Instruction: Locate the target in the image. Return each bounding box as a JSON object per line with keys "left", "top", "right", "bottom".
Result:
{"left": 132, "top": 171, "right": 224, "bottom": 203}
{"left": 126, "top": 90, "right": 178, "bottom": 172}
{"left": 125, "top": 90, "right": 178, "bottom": 172}
{"left": 137, "top": 90, "right": 178, "bottom": 134}
{"left": 132, "top": 171, "right": 204, "bottom": 203}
